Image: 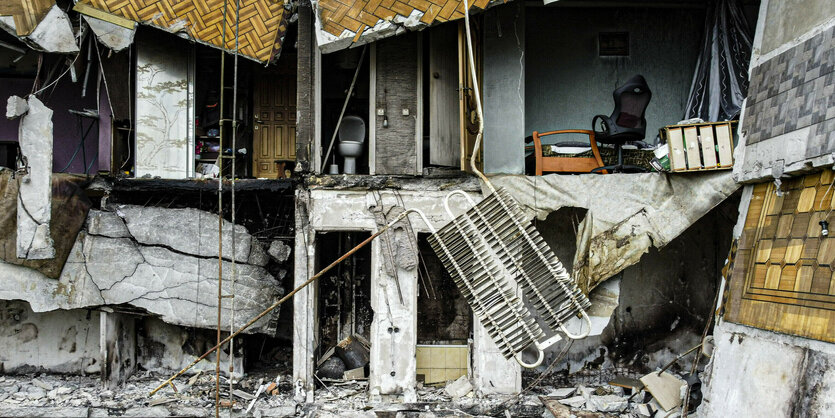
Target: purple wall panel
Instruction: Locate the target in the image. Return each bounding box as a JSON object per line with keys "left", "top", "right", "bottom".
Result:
{"left": 1, "top": 74, "right": 99, "bottom": 174}
{"left": 0, "top": 78, "right": 32, "bottom": 142}
{"left": 45, "top": 75, "right": 99, "bottom": 174}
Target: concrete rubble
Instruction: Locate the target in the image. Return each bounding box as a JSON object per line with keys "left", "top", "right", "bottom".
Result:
{"left": 25, "top": 6, "right": 80, "bottom": 53}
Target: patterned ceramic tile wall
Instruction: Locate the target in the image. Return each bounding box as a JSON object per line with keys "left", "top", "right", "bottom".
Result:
{"left": 742, "top": 25, "right": 835, "bottom": 150}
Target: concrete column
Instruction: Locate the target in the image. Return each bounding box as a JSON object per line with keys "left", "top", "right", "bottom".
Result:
{"left": 367, "top": 230, "right": 418, "bottom": 402}
{"left": 482, "top": 2, "right": 525, "bottom": 175}
{"left": 292, "top": 191, "right": 317, "bottom": 403}
{"left": 472, "top": 318, "right": 522, "bottom": 395}
{"left": 100, "top": 310, "right": 136, "bottom": 389}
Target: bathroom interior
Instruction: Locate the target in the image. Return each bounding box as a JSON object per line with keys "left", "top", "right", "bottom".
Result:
{"left": 321, "top": 48, "right": 371, "bottom": 175}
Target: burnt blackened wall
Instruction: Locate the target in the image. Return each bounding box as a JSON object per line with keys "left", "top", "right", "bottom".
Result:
{"left": 374, "top": 34, "right": 419, "bottom": 175}
{"left": 532, "top": 194, "right": 739, "bottom": 376}
{"left": 296, "top": 3, "right": 316, "bottom": 173}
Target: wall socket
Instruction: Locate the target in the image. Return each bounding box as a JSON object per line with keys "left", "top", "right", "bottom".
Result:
{"left": 401, "top": 108, "right": 410, "bottom": 116}
{"left": 377, "top": 108, "right": 385, "bottom": 116}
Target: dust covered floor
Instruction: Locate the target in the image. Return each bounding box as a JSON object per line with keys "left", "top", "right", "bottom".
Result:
{"left": 0, "top": 368, "right": 688, "bottom": 417}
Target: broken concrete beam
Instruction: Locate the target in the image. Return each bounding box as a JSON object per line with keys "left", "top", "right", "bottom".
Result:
{"left": 15, "top": 95, "right": 54, "bottom": 260}
{"left": 6, "top": 95, "right": 28, "bottom": 118}
{"left": 26, "top": 6, "right": 79, "bottom": 53}
{"left": 114, "top": 205, "right": 265, "bottom": 266}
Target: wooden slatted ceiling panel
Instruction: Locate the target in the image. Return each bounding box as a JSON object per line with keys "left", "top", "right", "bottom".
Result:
{"left": 77, "top": 0, "right": 286, "bottom": 62}
{"left": 318, "top": 0, "right": 490, "bottom": 39}
{"left": 725, "top": 172, "right": 835, "bottom": 342}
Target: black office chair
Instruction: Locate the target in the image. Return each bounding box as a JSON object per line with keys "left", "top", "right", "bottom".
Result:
{"left": 591, "top": 75, "right": 652, "bottom": 173}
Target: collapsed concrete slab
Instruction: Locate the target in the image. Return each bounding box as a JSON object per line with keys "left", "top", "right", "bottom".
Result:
{"left": 0, "top": 206, "right": 284, "bottom": 335}
{"left": 491, "top": 172, "right": 739, "bottom": 293}
{"left": 8, "top": 95, "right": 55, "bottom": 260}
{"left": 26, "top": 6, "right": 80, "bottom": 53}
{"left": 83, "top": 15, "right": 136, "bottom": 52}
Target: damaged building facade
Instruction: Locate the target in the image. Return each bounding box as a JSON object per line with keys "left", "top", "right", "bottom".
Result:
{"left": 0, "top": 0, "right": 833, "bottom": 416}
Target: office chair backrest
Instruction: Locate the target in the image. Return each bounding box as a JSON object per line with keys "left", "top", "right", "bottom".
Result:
{"left": 612, "top": 75, "right": 652, "bottom": 131}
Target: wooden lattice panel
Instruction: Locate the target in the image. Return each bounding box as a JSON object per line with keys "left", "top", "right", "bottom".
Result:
{"left": 318, "top": 0, "right": 489, "bottom": 39}
{"left": 725, "top": 173, "right": 835, "bottom": 342}
{"left": 77, "top": 0, "right": 286, "bottom": 62}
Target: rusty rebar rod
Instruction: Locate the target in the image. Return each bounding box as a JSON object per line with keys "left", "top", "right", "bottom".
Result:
{"left": 149, "top": 210, "right": 414, "bottom": 397}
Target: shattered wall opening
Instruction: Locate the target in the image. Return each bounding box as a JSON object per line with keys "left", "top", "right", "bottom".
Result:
{"left": 416, "top": 233, "right": 473, "bottom": 385}
{"left": 315, "top": 231, "right": 373, "bottom": 382}
{"left": 522, "top": 192, "right": 740, "bottom": 387}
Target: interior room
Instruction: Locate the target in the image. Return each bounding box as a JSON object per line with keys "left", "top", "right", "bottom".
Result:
{"left": 315, "top": 231, "right": 373, "bottom": 382}
{"left": 320, "top": 48, "right": 371, "bottom": 175}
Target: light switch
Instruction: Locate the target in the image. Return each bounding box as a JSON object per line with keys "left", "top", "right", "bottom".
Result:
{"left": 401, "top": 108, "right": 410, "bottom": 116}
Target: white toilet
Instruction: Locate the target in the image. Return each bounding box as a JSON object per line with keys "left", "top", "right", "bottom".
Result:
{"left": 338, "top": 116, "right": 365, "bottom": 174}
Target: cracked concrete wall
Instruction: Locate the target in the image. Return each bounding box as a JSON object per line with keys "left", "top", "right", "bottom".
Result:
{"left": 7, "top": 95, "right": 55, "bottom": 260}
{"left": 0, "top": 205, "right": 283, "bottom": 335}
{"left": 0, "top": 300, "right": 100, "bottom": 374}
{"left": 701, "top": 321, "right": 835, "bottom": 417}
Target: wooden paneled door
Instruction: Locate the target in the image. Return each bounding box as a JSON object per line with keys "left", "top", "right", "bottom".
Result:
{"left": 253, "top": 55, "right": 296, "bottom": 179}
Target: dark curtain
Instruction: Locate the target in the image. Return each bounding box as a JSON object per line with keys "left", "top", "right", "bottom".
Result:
{"left": 684, "top": 0, "right": 754, "bottom": 122}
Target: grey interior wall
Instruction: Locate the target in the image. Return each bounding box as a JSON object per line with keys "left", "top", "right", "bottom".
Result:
{"left": 0, "top": 301, "right": 100, "bottom": 374}
{"left": 760, "top": 0, "right": 835, "bottom": 55}
{"left": 483, "top": 2, "right": 525, "bottom": 174}
{"left": 525, "top": 7, "right": 704, "bottom": 144}
{"left": 375, "top": 34, "right": 419, "bottom": 175}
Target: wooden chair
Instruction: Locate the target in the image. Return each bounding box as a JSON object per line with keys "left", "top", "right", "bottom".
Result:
{"left": 530, "top": 129, "right": 606, "bottom": 175}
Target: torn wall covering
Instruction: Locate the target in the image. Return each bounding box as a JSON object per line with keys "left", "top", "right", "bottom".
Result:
{"left": 489, "top": 172, "right": 739, "bottom": 293}
{"left": 315, "top": 0, "right": 494, "bottom": 52}
{"left": 74, "top": 0, "right": 288, "bottom": 62}
{"left": 0, "top": 205, "right": 282, "bottom": 335}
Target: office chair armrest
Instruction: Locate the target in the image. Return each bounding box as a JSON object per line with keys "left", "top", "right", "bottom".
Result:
{"left": 592, "top": 114, "right": 616, "bottom": 135}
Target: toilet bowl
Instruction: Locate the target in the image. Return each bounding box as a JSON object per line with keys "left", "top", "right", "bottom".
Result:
{"left": 337, "top": 116, "right": 366, "bottom": 174}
